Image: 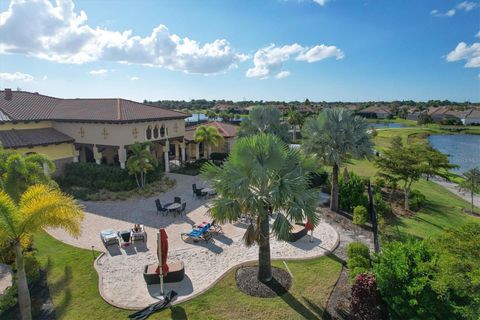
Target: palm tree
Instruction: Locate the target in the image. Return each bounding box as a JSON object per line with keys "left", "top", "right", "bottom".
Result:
{"left": 0, "top": 184, "right": 84, "bottom": 320}
{"left": 205, "top": 110, "right": 216, "bottom": 121}
{"left": 126, "top": 142, "right": 158, "bottom": 188}
{"left": 238, "top": 106, "right": 290, "bottom": 142}
{"left": 201, "top": 134, "right": 319, "bottom": 282}
{"left": 286, "top": 107, "right": 304, "bottom": 141}
{"left": 194, "top": 125, "right": 224, "bottom": 159}
{"left": 302, "top": 108, "right": 373, "bottom": 212}
{"left": 458, "top": 167, "right": 480, "bottom": 214}
{"left": 0, "top": 151, "right": 55, "bottom": 202}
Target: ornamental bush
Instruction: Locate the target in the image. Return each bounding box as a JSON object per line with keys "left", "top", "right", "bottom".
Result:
{"left": 347, "top": 241, "right": 371, "bottom": 282}
{"left": 351, "top": 273, "right": 381, "bottom": 320}
{"left": 353, "top": 205, "right": 368, "bottom": 226}
{"left": 347, "top": 241, "right": 370, "bottom": 260}
{"left": 408, "top": 189, "right": 426, "bottom": 211}
{"left": 339, "top": 172, "right": 368, "bottom": 212}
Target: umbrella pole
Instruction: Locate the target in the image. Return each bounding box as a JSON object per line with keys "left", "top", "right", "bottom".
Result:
{"left": 157, "top": 233, "right": 164, "bottom": 297}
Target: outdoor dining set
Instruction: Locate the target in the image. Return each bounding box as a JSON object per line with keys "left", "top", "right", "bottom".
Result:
{"left": 155, "top": 197, "right": 186, "bottom": 217}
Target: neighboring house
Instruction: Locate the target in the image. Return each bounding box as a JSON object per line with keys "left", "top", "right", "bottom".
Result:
{"left": 406, "top": 111, "right": 424, "bottom": 121}
{"left": 183, "top": 121, "right": 239, "bottom": 160}
{"left": 356, "top": 105, "right": 392, "bottom": 119}
{"left": 0, "top": 89, "right": 189, "bottom": 174}
{"left": 427, "top": 106, "right": 474, "bottom": 124}
{"left": 464, "top": 109, "right": 480, "bottom": 125}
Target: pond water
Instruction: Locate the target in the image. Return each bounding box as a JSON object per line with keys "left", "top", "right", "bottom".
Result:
{"left": 367, "top": 122, "right": 408, "bottom": 129}
{"left": 429, "top": 134, "right": 480, "bottom": 173}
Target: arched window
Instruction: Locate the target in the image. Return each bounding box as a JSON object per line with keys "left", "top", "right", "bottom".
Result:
{"left": 160, "top": 125, "right": 165, "bottom": 137}
{"left": 153, "top": 125, "right": 159, "bottom": 139}
{"left": 146, "top": 126, "right": 152, "bottom": 140}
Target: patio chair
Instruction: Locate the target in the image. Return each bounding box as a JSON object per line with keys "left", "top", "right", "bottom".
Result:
{"left": 194, "top": 188, "right": 208, "bottom": 199}
{"left": 194, "top": 220, "right": 223, "bottom": 234}
{"left": 131, "top": 225, "right": 146, "bottom": 243}
{"left": 100, "top": 229, "right": 118, "bottom": 247}
{"left": 174, "top": 196, "right": 181, "bottom": 204}
{"left": 181, "top": 223, "right": 212, "bottom": 242}
{"left": 155, "top": 199, "right": 168, "bottom": 216}
{"left": 175, "top": 202, "right": 187, "bottom": 216}
{"left": 117, "top": 230, "right": 132, "bottom": 246}
{"left": 192, "top": 184, "right": 197, "bottom": 196}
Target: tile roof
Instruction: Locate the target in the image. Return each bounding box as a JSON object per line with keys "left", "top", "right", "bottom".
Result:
{"left": 0, "top": 128, "right": 74, "bottom": 148}
{"left": 0, "top": 90, "right": 189, "bottom": 123}
{"left": 184, "top": 121, "right": 239, "bottom": 141}
{"left": 357, "top": 105, "right": 392, "bottom": 114}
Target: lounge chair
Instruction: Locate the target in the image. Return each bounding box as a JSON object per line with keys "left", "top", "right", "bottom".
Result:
{"left": 143, "top": 261, "right": 185, "bottom": 285}
{"left": 155, "top": 199, "right": 168, "bottom": 216}
{"left": 131, "top": 225, "right": 146, "bottom": 243}
{"left": 181, "top": 223, "right": 212, "bottom": 242}
{"left": 100, "top": 229, "right": 118, "bottom": 246}
{"left": 194, "top": 220, "right": 223, "bottom": 234}
{"left": 117, "top": 230, "right": 132, "bottom": 246}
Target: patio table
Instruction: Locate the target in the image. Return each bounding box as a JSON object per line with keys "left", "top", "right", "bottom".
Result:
{"left": 166, "top": 203, "right": 181, "bottom": 210}
{"left": 202, "top": 187, "right": 217, "bottom": 197}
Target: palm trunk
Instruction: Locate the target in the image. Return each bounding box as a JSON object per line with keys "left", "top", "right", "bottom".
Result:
{"left": 471, "top": 191, "right": 474, "bottom": 214}
{"left": 258, "top": 214, "right": 272, "bottom": 283}
{"left": 207, "top": 145, "right": 212, "bottom": 159}
{"left": 331, "top": 163, "right": 339, "bottom": 212}
{"left": 134, "top": 174, "right": 141, "bottom": 189}
{"left": 15, "top": 242, "right": 32, "bottom": 320}
{"left": 404, "top": 183, "right": 410, "bottom": 211}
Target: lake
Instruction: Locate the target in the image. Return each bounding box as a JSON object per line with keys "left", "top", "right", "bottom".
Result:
{"left": 368, "top": 122, "right": 408, "bottom": 129}
{"left": 429, "top": 134, "right": 480, "bottom": 173}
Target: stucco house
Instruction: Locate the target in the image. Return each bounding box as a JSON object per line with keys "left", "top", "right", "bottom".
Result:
{"left": 0, "top": 89, "right": 189, "bottom": 174}
{"left": 183, "top": 121, "right": 239, "bottom": 160}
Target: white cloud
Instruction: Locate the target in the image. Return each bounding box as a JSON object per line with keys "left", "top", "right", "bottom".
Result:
{"left": 312, "top": 0, "right": 328, "bottom": 6}
{"left": 42, "top": 75, "right": 48, "bottom": 80}
{"left": 275, "top": 71, "right": 291, "bottom": 79}
{"left": 431, "top": 1, "right": 477, "bottom": 17}
{"left": 296, "top": 44, "right": 344, "bottom": 62}
{"left": 246, "top": 43, "right": 343, "bottom": 79}
{"left": 0, "top": 71, "right": 34, "bottom": 82}
{"left": 0, "top": 0, "right": 246, "bottom": 75}
{"left": 89, "top": 69, "right": 108, "bottom": 75}
{"left": 128, "top": 76, "right": 139, "bottom": 81}
{"left": 446, "top": 41, "right": 480, "bottom": 68}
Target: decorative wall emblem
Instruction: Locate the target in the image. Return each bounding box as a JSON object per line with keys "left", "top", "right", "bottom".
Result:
{"left": 102, "top": 128, "right": 109, "bottom": 139}
{"left": 79, "top": 127, "right": 85, "bottom": 138}
{"left": 132, "top": 127, "right": 138, "bottom": 139}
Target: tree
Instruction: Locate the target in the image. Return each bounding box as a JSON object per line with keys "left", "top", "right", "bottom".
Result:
{"left": 239, "top": 106, "right": 290, "bottom": 142}
{"left": 0, "top": 184, "right": 84, "bottom": 320}
{"left": 375, "top": 139, "right": 455, "bottom": 210}
{"left": 201, "top": 134, "right": 318, "bottom": 282}
{"left": 339, "top": 172, "right": 368, "bottom": 212}
{"left": 302, "top": 108, "right": 373, "bottom": 212}
{"left": 353, "top": 205, "right": 367, "bottom": 226}
{"left": 0, "top": 151, "right": 55, "bottom": 202}
{"left": 205, "top": 110, "right": 217, "bottom": 120}
{"left": 193, "top": 125, "right": 224, "bottom": 159}
{"left": 126, "top": 142, "right": 158, "bottom": 188}
{"left": 458, "top": 167, "right": 480, "bottom": 214}
{"left": 286, "top": 107, "right": 304, "bottom": 141}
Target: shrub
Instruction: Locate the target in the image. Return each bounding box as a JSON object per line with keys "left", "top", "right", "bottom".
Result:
{"left": 409, "top": 189, "right": 426, "bottom": 211}
{"left": 339, "top": 173, "right": 368, "bottom": 212}
{"left": 0, "top": 285, "right": 17, "bottom": 314}
{"left": 373, "top": 191, "right": 391, "bottom": 217}
{"left": 353, "top": 205, "right": 368, "bottom": 226}
{"left": 351, "top": 273, "right": 381, "bottom": 320}
{"left": 210, "top": 152, "right": 228, "bottom": 162}
{"left": 347, "top": 241, "right": 371, "bottom": 260}
{"left": 308, "top": 171, "right": 329, "bottom": 189}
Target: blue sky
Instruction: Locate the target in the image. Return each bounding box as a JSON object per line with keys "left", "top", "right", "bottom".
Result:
{"left": 0, "top": 0, "right": 479, "bottom": 102}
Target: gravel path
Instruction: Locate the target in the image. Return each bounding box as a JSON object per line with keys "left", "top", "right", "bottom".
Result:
{"left": 95, "top": 220, "right": 338, "bottom": 310}
{"left": 0, "top": 263, "right": 12, "bottom": 296}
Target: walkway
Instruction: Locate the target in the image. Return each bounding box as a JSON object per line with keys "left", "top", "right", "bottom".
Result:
{"left": 432, "top": 178, "right": 480, "bottom": 209}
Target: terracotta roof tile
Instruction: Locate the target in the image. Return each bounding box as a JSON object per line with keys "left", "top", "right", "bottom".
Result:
{"left": 184, "top": 121, "right": 239, "bottom": 141}
{"left": 0, "top": 128, "right": 74, "bottom": 148}
{"left": 0, "top": 91, "right": 188, "bottom": 122}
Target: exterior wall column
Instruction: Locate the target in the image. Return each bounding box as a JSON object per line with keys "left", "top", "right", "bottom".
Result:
{"left": 195, "top": 143, "right": 200, "bottom": 160}
{"left": 174, "top": 142, "right": 180, "bottom": 160}
{"left": 180, "top": 142, "right": 186, "bottom": 162}
{"left": 79, "top": 146, "right": 86, "bottom": 163}
{"left": 93, "top": 145, "right": 102, "bottom": 165}
{"left": 164, "top": 140, "right": 170, "bottom": 173}
{"left": 118, "top": 145, "right": 127, "bottom": 169}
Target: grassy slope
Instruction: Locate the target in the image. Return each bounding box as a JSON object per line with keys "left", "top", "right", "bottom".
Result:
{"left": 30, "top": 231, "right": 341, "bottom": 320}
{"left": 345, "top": 128, "right": 478, "bottom": 239}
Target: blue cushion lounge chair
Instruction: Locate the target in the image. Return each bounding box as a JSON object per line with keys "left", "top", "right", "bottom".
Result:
{"left": 181, "top": 223, "right": 212, "bottom": 242}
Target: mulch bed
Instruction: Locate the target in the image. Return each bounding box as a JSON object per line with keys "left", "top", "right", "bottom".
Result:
{"left": 462, "top": 208, "right": 480, "bottom": 218}
{"left": 236, "top": 266, "right": 292, "bottom": 298}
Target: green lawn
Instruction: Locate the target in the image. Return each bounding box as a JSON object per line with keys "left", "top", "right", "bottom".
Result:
{"left": 23, "top": 231, "right": 341, "bottom": 320}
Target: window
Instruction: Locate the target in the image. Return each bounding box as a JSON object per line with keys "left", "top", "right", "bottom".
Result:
{"left": 146, "top": 126, "right": 152, "bottom": 140}
{"left": 160, "top": 125, "right": 165, "bottom": 137}
{"left": 153, "top": 125, "right": 159, "bottom": 139}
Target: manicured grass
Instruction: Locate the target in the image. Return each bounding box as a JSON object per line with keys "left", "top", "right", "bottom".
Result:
{"left": 27, "top": 231, "right": 341, "bottom": 320}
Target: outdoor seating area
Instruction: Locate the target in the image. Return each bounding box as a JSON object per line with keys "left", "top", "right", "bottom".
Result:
{"left": 100, "top": 225, "right": 147, "bottom": 247}
{"left": 155, "top": 197, "right": 187, "bottom": 217}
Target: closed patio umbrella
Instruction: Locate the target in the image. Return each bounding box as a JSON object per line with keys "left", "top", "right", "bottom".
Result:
{"left": 156, "top": 228, "right": 169, "bottom": 295}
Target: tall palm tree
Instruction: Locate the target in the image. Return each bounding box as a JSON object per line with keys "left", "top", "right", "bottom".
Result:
{"left": 0, "top": 184, "right": 84, "bottom": 320}
{"left": 201, "top": 134, "right": 319, "bottom": 282}
{"left": 458, "top": 167, "right": 480, "bottom": 214}
{"left": 302, "top": 108, "right": 373, "bottom": 212}
{"left": 238, "top": 106, "right": 290, "bottom": 143}
{"left": 286, "top": 107, "right": 304, "bottom": 141}
{"left": 0, "top": 151, "right": 55, "bottom": 202}
{"left": 194, "top": 125, "right": 224, "bottom": 159}
{"left": 126, "top": 142, "right": 158, "bottom": 188}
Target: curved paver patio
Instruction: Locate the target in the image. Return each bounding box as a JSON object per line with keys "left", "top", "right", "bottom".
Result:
{"left": 46, "top": 173, "right": 339, "bottom": 310}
